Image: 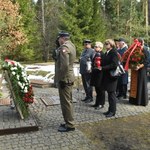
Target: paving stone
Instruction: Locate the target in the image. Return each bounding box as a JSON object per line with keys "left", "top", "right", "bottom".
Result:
{"left": 0, "top": 85, "right": 150, "bottom": 149}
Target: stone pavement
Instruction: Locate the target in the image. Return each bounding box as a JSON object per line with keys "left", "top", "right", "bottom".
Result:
{"left": 0, "top": 86, "right": 150, "bottom": 150}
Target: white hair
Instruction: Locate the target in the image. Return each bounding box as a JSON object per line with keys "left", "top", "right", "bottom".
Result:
{"left": 95, "top": 42, "right": 103, "bottom": 48}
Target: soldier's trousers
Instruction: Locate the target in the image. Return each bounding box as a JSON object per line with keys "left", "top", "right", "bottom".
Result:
{"left": 58, "top": 84, "right": 75, "bottom": 128}
{"left": 81, "top": 73, "right": 93, "bottom": 99}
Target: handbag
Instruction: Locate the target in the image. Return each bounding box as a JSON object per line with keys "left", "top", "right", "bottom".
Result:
{"left": 110, "top": 61, "right": 125, "bottom": 78}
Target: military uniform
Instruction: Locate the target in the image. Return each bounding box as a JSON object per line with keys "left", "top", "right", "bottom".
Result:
{"left": 79, "top": 40, "right": 95, "bottom": 102}
{"left": 52, "top": 37, "right": 60, "bottom": 88}
{"left": 56, "top": 35, "right": 76, "bottom": 130}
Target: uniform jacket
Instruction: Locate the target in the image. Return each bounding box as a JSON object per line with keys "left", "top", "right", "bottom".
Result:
{"left": 117, "top": 46, "right": 128, "bottom": 57}
{"left": 118, "top": 46, "right": 128, "bottom": 84}
{"left": 56, "top": 40, "right": 76, "bottom": 83}
{"left": 79, "top": 48, "right": 95, "bottom": 74}
{"left": 101, "top": 48, "right": 119, "bottom": 92}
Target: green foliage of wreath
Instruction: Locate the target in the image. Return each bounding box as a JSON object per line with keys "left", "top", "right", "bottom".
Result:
{"left": 2, "top": 59, "right": 34, "bottom": 119}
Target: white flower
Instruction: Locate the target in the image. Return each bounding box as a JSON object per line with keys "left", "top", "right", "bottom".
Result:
{"left": 18, "top": 82, "right": 24, "bottom": 90}
{"left": 18, "top": 82, "right": 23, "bottom": 89}
{"left": 22, "top": 83, "right": 25, "bottom": 88}
{"left": 21, "top": 72, "right": 26, "bottom": 77}
{"left": 24, "top": 86, "right": 28, "bottom": 93}
{"left": 7, "top": 62, "right": 11, "bottom": 66}
{"left": 12, "top": 71, "right": 16, "bottom": 75}
{"left": 16, "top": 75, "right": 20, "bottom": 80}
{"left": 11, "top": 67, "right": 17, "bottom": 71}
{"left": 24, "top": 78, "right": 28, "bottom": 83}
{"left": 17, "top": 62, "right": 24, "bottom": 69}
{"left": 13, "top": 61, "right": 17, "bottom": 66}
{"left": 27, "top": 76, "right": 30, "bottom": 81}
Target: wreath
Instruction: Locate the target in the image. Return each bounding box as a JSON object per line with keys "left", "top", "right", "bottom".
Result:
{"left": 2, "top": 59, "right": 34, "bottom": 119}
{"left": 122, "top": 39, "right": 145, "bottom": 70}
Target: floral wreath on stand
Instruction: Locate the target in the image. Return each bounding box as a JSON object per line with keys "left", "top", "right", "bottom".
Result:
{"left": 2, "top": 59, "right": 34, "bottom": 119}
{"left": 122, "top": 39, "right": 145, "bottom": 98}
{"left": 122, "top": 39, "right": 145, "bottom": 71}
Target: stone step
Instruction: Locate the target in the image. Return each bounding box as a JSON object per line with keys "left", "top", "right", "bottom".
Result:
{"left": 30, "top": 79, "right": 53, "bottom": 88}
{"left": 0, "top": 106, "right": 39, "bottom": 136}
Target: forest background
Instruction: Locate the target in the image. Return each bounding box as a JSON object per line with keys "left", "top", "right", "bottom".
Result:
{"left": 0, "top": 0, "right": 149, "bottom": 62}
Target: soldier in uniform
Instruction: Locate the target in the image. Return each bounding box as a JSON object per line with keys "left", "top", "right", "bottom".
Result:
{"left": 52, "top": 36, "right": 60, "bottom": 88}
{"left": 79, "top": 40, "right": 95, "bottom": 103}
{"left": 56, "top": 32, "right": 76, "bottom": 132}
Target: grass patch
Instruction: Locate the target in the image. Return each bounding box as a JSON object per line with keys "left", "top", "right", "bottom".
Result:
{"left": 78, "top": 113, "right": 150, "bottom": 150}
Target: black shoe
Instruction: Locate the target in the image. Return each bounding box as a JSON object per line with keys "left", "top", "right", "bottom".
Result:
{"left": 117, "top": 94, "right": 123, "bottom": 98}
{"left": 105, "top": 112, "right": 115, "bottom": 118}
{"left": 85, "top": 98, "right": 93, "bottom": 103}
{"left": 60, "top": 123, "right": 66, "bottom": 127}
{"left": 95, "top": 105, "right": 104, "bottom": 110}
{"left": 123, "top": 95, "right": 127, "bottom": 99}
{"left": 91, "top": 104, "right": 98, "bottom": 107}
{"left": 103, "top": 111, "right": 110, "bottom": 115}
{"left": 81, "top": 97, "right": 88, "bottom": 101}
{"left": 58, "top": 126, "right": 75, "bottom": 132}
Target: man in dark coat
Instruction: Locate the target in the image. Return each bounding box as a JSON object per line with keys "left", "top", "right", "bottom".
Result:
{"left": 79, "top": 39, "right": 95, "bottom": 103}
{"left": 116, "top": 38, "right": 128, "bottom": 99}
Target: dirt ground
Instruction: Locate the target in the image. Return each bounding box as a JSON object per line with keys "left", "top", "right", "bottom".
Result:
{"left": 77, "top": 113, "right": 150, "bottom": 150}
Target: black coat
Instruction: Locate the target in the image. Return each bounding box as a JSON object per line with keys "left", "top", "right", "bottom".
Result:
{"left": 90, "top": 51, "right": 104, "bottom": 87}
{"left": 101, "top": 49, "right": 119, "bottom": 92}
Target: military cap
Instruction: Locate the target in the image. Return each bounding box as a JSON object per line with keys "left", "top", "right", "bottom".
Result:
{"left": 118, "top": 38, "right": 126, "bottom": 43}
{"left": 114, "top": 39, "right": 119, "bottom": 42}
{"left": 58, "top": 32, "right": 70, "bottom": 38}
{"left": 83, "top": 39, "right": 92, "bottom": 44}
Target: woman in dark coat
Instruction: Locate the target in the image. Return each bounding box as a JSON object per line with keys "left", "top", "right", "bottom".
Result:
{"left": 90, "top": 42, "right": 105, "bottom": 109}
{"left": 129, "top": 39, "right": 149, "bottom": 106}
{"left": 101, "top": 39, "right": 119, "bottom": 117}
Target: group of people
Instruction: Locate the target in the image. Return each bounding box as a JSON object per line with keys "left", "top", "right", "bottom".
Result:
{"left": 53, "top": 31, "right": 149, "bottom": 132}
{"left": 80, "top": 38, "right": 149, "bottom": 112}
{"left": 80, "top": 39, "right": 119, "bottom": 117}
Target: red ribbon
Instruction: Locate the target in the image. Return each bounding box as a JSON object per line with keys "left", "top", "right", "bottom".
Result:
{"left": 5, "top": 58, "right": 15, "bottom": 65}
{"left": 123, "top": 39, "right": 142, "bottom": 71}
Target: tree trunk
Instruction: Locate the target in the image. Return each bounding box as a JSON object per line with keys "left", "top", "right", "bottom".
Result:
{"left": 145, "top": 0, "right": 149, "bottom": 41}
{"left": 117, "top": 0, "right": 120, "bottom": 24}
{"left": 148, "top": 0, "right": 150, "bottom": 25}
{"left": 41, "top": 0, "right": 47, "bottom": 62}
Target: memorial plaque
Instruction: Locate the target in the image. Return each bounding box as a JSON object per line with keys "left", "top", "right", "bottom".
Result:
{"left": 41, "top": 96, "right": 77, "bottom": 106}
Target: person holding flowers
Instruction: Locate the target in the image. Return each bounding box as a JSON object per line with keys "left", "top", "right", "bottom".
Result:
{"left": 90, "top": 42, "right": 105, "bottom": 110}
{"left": 122, "top": 38, "right": 149, "bottom": 106}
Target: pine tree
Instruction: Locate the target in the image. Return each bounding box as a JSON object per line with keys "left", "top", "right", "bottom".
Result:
{"left": 60, "top": 0, "right": 106, "bottom": 56}
{"left": 14, "top": 0, "right": 40, "bottom": 61}
{"left": 89, "top": 0, "right": 106, "bottom": 42}
{"left": 104, "top": 0, "right": 147, "bottom": 43}
{"left": 35, "top": 0, "right": 63, "bottom": 61}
